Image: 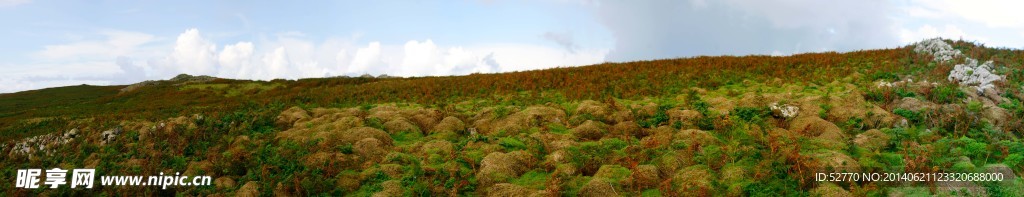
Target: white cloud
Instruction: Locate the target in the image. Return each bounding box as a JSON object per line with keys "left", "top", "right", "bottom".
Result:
{"left": 217, "top": 42, "right": 254, "bottom": 79}
{"left": 5, "top": 27, "right": 608, "bottom": 93}
{"left": 35, "top": 30, "right": 156, "bottom": 60}
{"left": 168, "top": 28, "right": 218, "bottom": 76}
{"left": 541, "top": 32, "right": 579, "bottom": 53}
{"left": 260, "top": 47, "right": 290, "bottom": 80}
{"left": 399, "top": 40, "right": 442, "bottom": 76}
{"left": 348, "top": 42, "right": 384, "bottom": 75}
{"left": 0, "top": 0, "right": 31, "bottom": 7}
{"left": 589, "top": 0, "right": 900, "bottom": 61}
{"left": 898, "top": 24, "right": 995, "bottom": 45}
{"left": 0, "top": 61, "right": 120, "bottom": 93}
{"left": 0, "top": 77, "right": 109, "bottom": 93}
{"left": 911, "top": 0, "right": 1024, "bottom": 28}
{"left": 479, "top": 44, "right": 607, "bottom": 71}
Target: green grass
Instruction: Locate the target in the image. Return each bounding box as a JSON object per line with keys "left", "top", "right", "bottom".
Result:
{"left": 392, "top": 131, "right": 424, "bottom": 146}
{"left": 893, "top": 108, "right": 922, "bottom": 125}
{"left": 498, "top": 137, "right": 527, "bottom": 151}
{"left": 181, "top": 82, "right": 283, "bottom": 97}
{"left": 511, "top": 170, "right": 550, "bottom": 190}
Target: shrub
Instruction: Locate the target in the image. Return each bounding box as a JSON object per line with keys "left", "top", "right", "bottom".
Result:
{"left": 547, "top": 123, "right": 569, "bottom": 134}
{"left": 511, "top": 170, "right": 550, "bottom": 190}
{"left": 732, "top": 106, "right": 771, "bottom": 123}
{"left": 894, "top": 87, "right": 916, "bottom": 98}
{"left": 366, "top": 118, "right": 386, "bottom": 130}
{"left": 1005, "top": 154, "right": 1023, "bottom": 169}
{"left": 818, "top": 104, "right": 832, "bottom": 119}
{"left": 953, "top": 137, "right": 989, "bottom": 161}
{"left": 566, "top": 141, "right": 617, "bottom": 175}
{"left": 967, "top": 100, "right": 984, "bottom": 113}
{"left": 337, "top": 144, "right": 354, "bottom": 154}
{"left": 499, "top": 137, "right": 528, "bottom": 151}
{"left": 893, "top": 108, "right": 922, "bottom": 124}
{"left": 639, "top": 104, "right": 672, "bottom": 128}
{"left": 930, "top": 84, "right": 965, "bottom": 104}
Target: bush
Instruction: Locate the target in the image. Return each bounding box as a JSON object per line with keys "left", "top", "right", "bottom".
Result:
{"left": 818, "top": 104, "right": 832, "bottom": 119}
{"left": 547, "top": 123, "right": 569, "bottom": 134}
{"left": 1005, "top": 154, "right": 1024, "bottom": 169}
{"left": 499, "top": 137, "right": 528, "bottom": 151}
{"left": 930, "top": 84, "right": 965, "bottom": 104}
{"left": 869, "top": 72, "right": 899, "bottom": 81}
{"left": 953, "top": 137, "right": 989, "bottom": 161}
{"left": 732, "top": 107, "right": 770, "bottom": 123}
{"left": 366, "top": 117, "right": 386, "bottom": 130}
{"left": 639, "top": 104, "right": 672, "bottom": 128}
{"left": 894, "top": 87, "right": 916, "bottom": 98}
{"left": 511, "top": 170, "right": 550, "bottom": 190}
{"left": 893, "top": 108, "right": 922, "bottom": 124}
{"left": 967, "top": 100, "right": 984, "bottom": 113}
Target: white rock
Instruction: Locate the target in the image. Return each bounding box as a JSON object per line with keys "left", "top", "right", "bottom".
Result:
{"left": 913, "top": 38, "right": 962, "bottom": 62}
{"left": 949, "top": 58, "right": 1003, "bottom": 94}
{"left": 770, "top": 102, "right": 800, "bottom": 119}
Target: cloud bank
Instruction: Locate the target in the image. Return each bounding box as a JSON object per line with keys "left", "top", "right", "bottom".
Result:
{"left": 4, "top": 0, "right": 1024, "bottom": 93}
{"left": 0, "top": 28, "right": 607, "bottom": 93}
{"left": 590, "top": 0, "right": 901, "bottom": 61}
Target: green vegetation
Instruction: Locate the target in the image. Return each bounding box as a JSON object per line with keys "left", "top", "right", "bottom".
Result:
{"left": 2, "top": 39, "right": 1023, "bottom": 196}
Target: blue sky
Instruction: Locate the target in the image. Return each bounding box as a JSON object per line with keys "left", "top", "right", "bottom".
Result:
{"left": 2, "top": 0, "right": 1024, "bottom": 93}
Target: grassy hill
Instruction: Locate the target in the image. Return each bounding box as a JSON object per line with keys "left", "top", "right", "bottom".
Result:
{"left": 2, "top": 39, "right": 1023, "bottom": 196}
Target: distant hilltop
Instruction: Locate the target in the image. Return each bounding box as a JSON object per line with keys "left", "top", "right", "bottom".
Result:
{"left": 120, "top": 74, "right": 218, "bottom": 93}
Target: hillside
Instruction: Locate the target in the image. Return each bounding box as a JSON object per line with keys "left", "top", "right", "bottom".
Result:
{"left": 2, "top": 38, "right": 1024, "bottom": 196}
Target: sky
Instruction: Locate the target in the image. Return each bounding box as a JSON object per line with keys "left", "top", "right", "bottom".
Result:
{"left": 2, "top": 0, "right": 1024, "bottom": 93}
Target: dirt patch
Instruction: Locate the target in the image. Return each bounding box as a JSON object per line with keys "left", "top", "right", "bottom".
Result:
{"left": 578, "top": 178, "right": 618, "bottom": 197}
{"left": 719, "top": 164, "right": 747, "bottom": 183}
{"left": 810, "top": 182, "right": 852, "bottom": 197}
{"left": 788, "top": 116, "right": 845, "bottom": 142}
{"left": 420, "top": 140, "right": 454, "bottom": 157}
{"left": 367, "top": 105, "right": 403, "bottom": 123}
{"left": 571, "top": 120, "right": 607, "bottom": 141}
{"left": 548, "top": 139, "right": 578, "bottom": 152}
{"left": 609, "top": 109, "right": 634, "bottom": 123}
{"left": 406, "top": 108, "right": 442, "bottom": 132}
{"left": 477, "top": 151, "right": 536, "bottom": 187}
{"left": 373, "top": 180, "right": 404, "bottom": 197}
{"left": 610, "top": 121, "right": 644, "bottom": 138}
{"left": 475, "top": 106, "right": 566, "bottom": 136}
{"left": 629, "top": 165, "right": 660, "bottom": 189}
{"left": 335, "top": 172, "right": 361, "bottom": 192}
{"left": 893, "top": 97, "right": 937, "bottom": 112}
{"left": 432, "top": 116, "right": 466, "bottom": 134}
{"left": 854, "top": 129, "right": 889, "bottom": 150}
{"left": 184, "top": 160, "right": 213, "bottom": 176}
{"left": 276, "top": 106, "right": 311, "bottom": 128}
{"left": 657, "top": 151, "right": 696, "bottom": 179}
{"left": 235, "top": 181, "right": 260, "bottom": 197}
{"left": 487, "top": 183, "right": 537, "bottom": 197}
{"left": 575, "top": 100, "right": 611, "bottom": 120}
{"left": 667, "top": 109, "right": 702, "bottom": 129}
{"left": 354, "top": 138, "right": 387, "bottom": 162}
{"left": 384, "top": 117, "right": 420, "bottom": 133}
{"left": 303, "top": 151, "right": 357, "bottom": 169}
{"left": 706, "top": 96, "right": 735, "bottom": 115}
{"left": 641, "top": 126, "right": 674, "bottom": 149}
{"left": 310, "top": 107, "right": 363, "bottom": 118}
{"left": 813, "top": 151, "right": 861, "bottom": 173}
{"left": 864, "top": 105, "right": 898, "bottom": 129}
{"left": 674, "top": 129, "right": 717, "bottom": 150}
{"left": 544, "top": 149, "right": 570, "bottom": 165}
{"left": 327, "top": 127, "right": 393, "bottom": 147}
{"left": 214, "top": 177, "right": 236, "bottom": 190}
{"left": 672, "top": 165, "right": 713, "bottom": 196}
